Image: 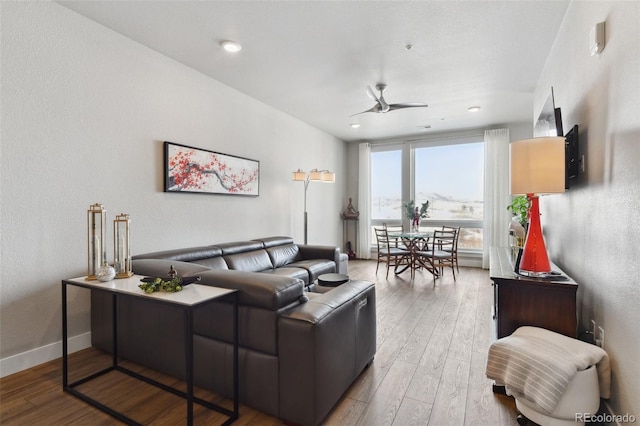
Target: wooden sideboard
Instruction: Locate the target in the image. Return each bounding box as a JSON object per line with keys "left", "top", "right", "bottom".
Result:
{"left": 489, "top": 246, "right": 578, "bottom": 339}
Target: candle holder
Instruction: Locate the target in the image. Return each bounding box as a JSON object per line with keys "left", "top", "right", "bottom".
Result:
{"left": 114, "top": 213, "right": 133, "bottom": 278}
{"left": 87, "top": 203, "right": 107, "bottom": 280}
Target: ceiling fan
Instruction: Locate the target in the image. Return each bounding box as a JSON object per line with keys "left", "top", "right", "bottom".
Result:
{"left": 351, "top": 83, "right": 428, "bottom": 116}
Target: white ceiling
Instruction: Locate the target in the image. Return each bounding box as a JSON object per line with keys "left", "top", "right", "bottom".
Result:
{"left": 56, "top": 1, "right": 570, "bottom": 143}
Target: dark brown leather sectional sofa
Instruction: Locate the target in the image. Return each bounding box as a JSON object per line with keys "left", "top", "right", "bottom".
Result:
{"left": 90, "top": 236, "right": 376, "bottom": 425}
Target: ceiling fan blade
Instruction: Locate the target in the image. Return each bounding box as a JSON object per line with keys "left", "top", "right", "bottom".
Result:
{"left": 365, "top": 86, "right": 378, "bottom": 101}
{"left": 378, "top": 94, "right": 390, "bottom": 113}
{"left": 388, "top": 103, "right": 429, "bottom": 111}
{"left": 350, "top": 104, "right": 382, "bottom": 116}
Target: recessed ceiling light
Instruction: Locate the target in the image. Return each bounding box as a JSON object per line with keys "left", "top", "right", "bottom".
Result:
{"left": 350, "top": 123, "right": 360, "bottom": 128}
{"left": 468, "top": 106, "right": 481, "bottom": 112}
{"left": 221, "top": 40, "right": 242, "bottom": 53}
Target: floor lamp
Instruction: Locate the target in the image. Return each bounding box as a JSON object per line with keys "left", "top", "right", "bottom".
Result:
{"left": 292, "top": 168, "right": 335, "bottom": 245}
{"left": 510, "top": 137, "right": 565, "bottom": 276}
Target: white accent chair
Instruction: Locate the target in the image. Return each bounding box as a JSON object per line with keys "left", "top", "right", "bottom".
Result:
{"left": 488, "top": 326, "right": 609, "bottom": 426}
{"left": 515, "top": 364, "right": 599, "bottom": 426}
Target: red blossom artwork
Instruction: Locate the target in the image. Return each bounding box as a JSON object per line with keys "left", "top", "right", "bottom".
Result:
{"left": 165, "top": 143, "right": 259, "bottom": 195}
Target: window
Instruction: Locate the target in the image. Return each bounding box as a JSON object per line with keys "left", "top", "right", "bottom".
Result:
{"left": 414, "top": 141, "right": 484, "bottom": 250}
{"left": 369, "top": 137, "right": 484, "bottom": 251}
{"left": 371, "top": 148, "right": 402, "bottom": 221}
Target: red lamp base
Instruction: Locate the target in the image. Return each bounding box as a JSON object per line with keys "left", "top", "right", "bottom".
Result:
{"left": 519, "top": 194, "right": 551, "bottom": 275}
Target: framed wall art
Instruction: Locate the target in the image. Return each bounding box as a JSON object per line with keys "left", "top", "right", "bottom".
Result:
{"left": 164, "top": 141, "right": 259, "bottom": 196}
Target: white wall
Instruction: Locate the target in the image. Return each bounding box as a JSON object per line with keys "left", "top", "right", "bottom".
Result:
{"left": 0, "top": 2, "right": 346, "bottom": 374}
{"left": 536, "top": 1, "right": 639, "bottom": 418}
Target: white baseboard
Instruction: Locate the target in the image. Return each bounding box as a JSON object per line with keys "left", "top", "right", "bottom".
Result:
{"left": 0, "top": 332, "right": 92, "bottom": 378}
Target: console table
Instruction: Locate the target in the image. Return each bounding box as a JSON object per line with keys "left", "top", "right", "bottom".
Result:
{"left": 489, "top": 246, "right": 578, "bottom": 339}
{"left": 62, "top": 275, "right": 238, "bottom": 425}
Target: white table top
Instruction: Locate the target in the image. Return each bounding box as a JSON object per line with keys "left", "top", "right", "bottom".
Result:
{"left": 64, "top": 275, "right": 236, "bottom": 306}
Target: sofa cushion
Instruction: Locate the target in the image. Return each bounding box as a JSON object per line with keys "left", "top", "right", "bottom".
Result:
{"left": 198, "top": 269, "right": 303, "bottom": 310}
{"left": 253, "top": 236, "right": 295, "bottom": 248}
{"left": 259, "top": 267, "right": 309, "bottom": 284}
{"left": 216, "top": 240, "right": 264, "bottom": 255}
{"left": 132, "top": 245, "right": 222, "bottom": 262}
{"left": 131, "top": 259, "right": 212, "bottom": 278}
{"left": 266, "top": 243, "right": 299, "bottom": 268}
{"left": 192, "top": 256, "right": 229, "bottom": 270}
{"left": 224, "top": 249, "right": 273, "bottom": 272}
{"left": 288, "top": 259, "right": 336, "bottom": 283}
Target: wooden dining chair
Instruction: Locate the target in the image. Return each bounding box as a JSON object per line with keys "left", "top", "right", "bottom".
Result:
{"left": 441, "top": 226, "right": 461, "bottom": 272}
{"left": 374, "top": 227, "right": 411, "bottom": 278}
{"left": 415, "top": 230, "right": 457, "bottom": 284}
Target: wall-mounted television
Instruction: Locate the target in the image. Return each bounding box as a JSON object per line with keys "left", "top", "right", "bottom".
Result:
{"left": 534, "top": 88, "right": 563, "bottom": 137}
{"left": 565, "top": 125, "right": 579, "bottom": 189}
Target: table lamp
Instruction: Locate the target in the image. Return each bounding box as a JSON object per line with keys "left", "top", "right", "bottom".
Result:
{"left": 510, "top": 137, "right": 565, "bottom": 276}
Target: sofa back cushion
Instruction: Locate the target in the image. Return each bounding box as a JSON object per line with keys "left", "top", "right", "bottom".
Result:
{"left": 224, "top": 250, "right": 273, "bottom": 272}
{"left": 216, "top": 240, "right": 264, "bottom": 255}
{"left": 253, "top": 236, "right": 295, "bottom": 248}
{"left": 192, "top": 256, "right": 229, "bottom": 270}
{"left": 266, "top": 243, "right": 299, "bottom": 268}
{"left": 132, "top": 245, "right": 222, "bottom": 262}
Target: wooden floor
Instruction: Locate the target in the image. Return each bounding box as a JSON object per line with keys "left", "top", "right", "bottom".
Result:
{"left": 0, "top": 260, "right": 518, "bottom": 425}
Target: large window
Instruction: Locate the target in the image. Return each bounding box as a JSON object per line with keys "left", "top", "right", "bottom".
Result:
{"left": 414, "top": 141, "right": 484, "bottom": 249}
{"left": 370, "top": 137, "right": 484, "bottom": 251}
{"left": 371, "top": 149, "right": 402, "bottom": 220}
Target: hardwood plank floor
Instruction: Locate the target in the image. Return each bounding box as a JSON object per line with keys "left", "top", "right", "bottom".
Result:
{"left": 0, "top": 260, "right": 518, "bottom": 425}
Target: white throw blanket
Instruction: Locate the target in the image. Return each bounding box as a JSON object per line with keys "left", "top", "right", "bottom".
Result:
{"left": 486, "top": 326, "right": 610, "bottom": 414}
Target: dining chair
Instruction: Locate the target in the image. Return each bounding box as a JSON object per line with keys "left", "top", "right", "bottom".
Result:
{"left": 374, "top": 227, "right": 411, "bottom": 278}
{"left": 383, "top": 222, "right": 404, "bottom": 249}
{"left": 415, "top": 229, "right": 457, "bottom": 284}
{"left": 441, "top": 226, "right": 461, "bottom": 272}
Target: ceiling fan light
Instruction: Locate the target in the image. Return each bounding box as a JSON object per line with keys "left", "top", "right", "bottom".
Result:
{"left": 221, "top": 40, "right": 242, "bottom": 53}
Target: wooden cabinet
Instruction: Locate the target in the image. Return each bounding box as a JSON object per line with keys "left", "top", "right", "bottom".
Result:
{"left": 489, "top": 247, "right": 578, "bottom": 339}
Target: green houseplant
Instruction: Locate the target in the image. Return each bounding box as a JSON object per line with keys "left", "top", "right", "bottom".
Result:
{"left": 404, "top": 200, "right": 429, "bottom": 231}
{"left": 507, "top": 195, "right": 529, "bottom": 249}
{"left": 507, "top": 195, "right": 530, "bottom": 227}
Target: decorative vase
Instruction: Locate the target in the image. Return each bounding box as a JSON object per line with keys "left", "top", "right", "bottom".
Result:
{"left": 96, "top": 262, "right": 116, "bottom": 282}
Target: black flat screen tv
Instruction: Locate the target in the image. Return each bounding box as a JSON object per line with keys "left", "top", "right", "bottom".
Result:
{"left": 565, "top": 125, "right": 579, "bottom": 189}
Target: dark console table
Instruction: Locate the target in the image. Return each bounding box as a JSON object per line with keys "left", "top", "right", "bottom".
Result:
{"left": 62, "top": 275, "right": 238, "bottom": 425}
{"left": 489, "top": 246, "right": 578, "bottom": 339}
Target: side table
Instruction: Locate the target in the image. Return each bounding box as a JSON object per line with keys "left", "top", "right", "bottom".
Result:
{"left": 62, "top": 275, "right": 239, "bottom": 425}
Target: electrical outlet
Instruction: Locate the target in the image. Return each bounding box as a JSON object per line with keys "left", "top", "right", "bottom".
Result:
{"left": 591, "top": 319, "right": 597, "bottom": 337}
{"left": 597, "top": 326, "right": 605, "bottom": 347}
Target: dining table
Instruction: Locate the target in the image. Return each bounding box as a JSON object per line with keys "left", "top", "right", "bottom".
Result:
{"left": 387, "top": 231, "right": 438, "bottom": 279}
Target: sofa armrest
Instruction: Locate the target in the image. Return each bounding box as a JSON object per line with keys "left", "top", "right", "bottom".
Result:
{"left": 278, "top": 280, "right": 376, "bottom": 425}
{"left": 198, "top": 269, "right": 304, "bottom": 310}
{"left": 297, "top": 244, "right": 340, "bottom": 266}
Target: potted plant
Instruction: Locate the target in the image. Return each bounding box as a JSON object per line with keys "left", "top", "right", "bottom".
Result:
{"left": 507, "top": 195, "right": 530, "bottom": 227}
{"left": 404, "top": 200, "right": 429, "bottom": 232}
{"left": 507, "top": 195, "right": 529, "bottom": 248}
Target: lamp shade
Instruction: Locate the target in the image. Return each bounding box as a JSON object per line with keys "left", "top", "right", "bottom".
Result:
{"left": 320, "top": 170, "right": 335, "bottom": 182}
{"left": 309, "top": 169, "right": 323, "bottom": 181}
{"left": 292, "top": 169, "right": 307, "bottom": 181}
{"left": 511, "top": 137, "right": 565, "bottom": 195}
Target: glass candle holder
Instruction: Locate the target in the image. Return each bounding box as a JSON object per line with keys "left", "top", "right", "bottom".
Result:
{"left": 87, "top": 203, "right": 107, "bottom": 280}
{"left": 114, "top": 213, "right": 133, "bottom": 278}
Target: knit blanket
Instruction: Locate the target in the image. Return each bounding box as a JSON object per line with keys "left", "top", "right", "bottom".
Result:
{"left": 486, "top": 326, "right": 610, "bottom": 414}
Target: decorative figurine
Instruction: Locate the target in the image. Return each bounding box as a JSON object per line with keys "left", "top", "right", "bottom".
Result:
{"left": 342, "top": 198, "right": 359, "bottom": 219}
{"left": 168, "top": 265, "right": 177, "bottom": 279}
